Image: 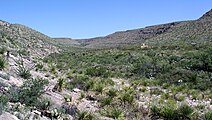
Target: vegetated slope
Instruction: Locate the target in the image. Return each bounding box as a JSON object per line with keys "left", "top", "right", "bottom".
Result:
{"left": 147, "top": 9, "right": 212, "bottom": 46}
{"left": 52, "top": 38, "right": 81, "bottom": 48}
{"left": 74, "top": 9, "right": 212, "bottom": 48}
{"left": 0, "top": 20, "right": 58, "bottom": 57}
{"left": 43, "top": 10, "right": 212, "bottom": 119}
{"left": 78, "top": 22, "right": 179, "bottom": 48}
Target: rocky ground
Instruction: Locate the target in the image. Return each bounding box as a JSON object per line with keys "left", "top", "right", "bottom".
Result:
{"left": 1, "top": 50, "right": 212, "bottom": 120}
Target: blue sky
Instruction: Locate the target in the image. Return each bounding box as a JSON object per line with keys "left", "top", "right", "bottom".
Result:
{"left": 0, "top": 0, "right": 211, "bottom": 39}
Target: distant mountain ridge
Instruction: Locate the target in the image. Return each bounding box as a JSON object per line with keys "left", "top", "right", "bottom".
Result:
{"left": 1, "top": 9, "right": 212, "bottom": 50}
{"left": 72, "top": 9, "right": 212, "bottom": 48}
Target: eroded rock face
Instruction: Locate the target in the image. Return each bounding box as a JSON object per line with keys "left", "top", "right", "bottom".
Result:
{"left": 0, "top": 112, "right": 19, "bottom": 120}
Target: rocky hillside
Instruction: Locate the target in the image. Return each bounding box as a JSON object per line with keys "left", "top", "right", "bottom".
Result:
{"left": 61, "top": 9, "right": 212, "bottom": 48}
{"left": 78, "top": 22, "right": 180, "bottom": 48}
{"left": 147, "top": 9, "right": 212, "bottom": 46}
{"left": 0, "top": 20, "right": 58, "bottom": 57}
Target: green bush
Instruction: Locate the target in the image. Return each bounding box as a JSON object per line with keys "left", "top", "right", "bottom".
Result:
{"left": 49, "top": 64, "right": 57, "bottom": 74}
{"left": 204, "top": 111, "right": 212, "bottom": 120}
{"left": 178, "top": 104, "right": 193, "bottom": 118}
{"left": 86, "top": 66, "right": 110, "bottom": 78}
{"left": 84, "top": 80, "right": 95, "bottom": 91}
{"left": 100, "top": 78, "right": 115, "bottom": 86}
{"left": 76, "top": 111, "right": 95, "bottom": 120}
{"left": 0, "top": 48, "right": 6, "bottom": 54}
{"left": 17, "top": 65, "right": 31, "bottom": 79}
{"left": 66, "top": 75, "right": 89, "bottom": 90}
{"left": 94, "top": 83, "right": 104, "bottom": 94}
{"left": 107, "top": 88, "right": 118, "bottom": 98}
{"left": 35, "top": 63, "right": 43, "bottom": 71}
{"left": 35, "top": 97, "right": 52, "bottom": 110}
{"left": 9, "top": 78, "right": 48, "bottom": 106}
{"left": 18, "top": 49, "right": 30, "bottom": 56}
{"left": 57, "top": 78, "right": 65, "bottom": 92}
{"left": 150, "top": 103, "right": 193, "bottom": 120}
{"left": 0, "top": 93, "right": 9, "bottom": 115}
{"left": 0, "top": 56, "right": 6, "bottom": 70}
{"left": 100, "top": 97, "right": 112, "bottom": 107}
{"left": 0, "top": 94, "right": 9, "bottom": 106}
{"left": 120, "top": 89, "right": 134, "bottom": 104}
{"left": 79, "top": 92, "right": 85, "bottom": 100}
{"left": 161, "top": 105, "right": 177, "bottom": 120}
{"left": 102, "top": 107, "right": 124, "bottom": 119}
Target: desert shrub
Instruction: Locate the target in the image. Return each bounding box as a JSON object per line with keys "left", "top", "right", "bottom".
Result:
{"left": 101, "top": 106, "right": 124, "bottom": 119}
{"left": 76, "top": 111, "right": 95, "bottom": 120}
{"left": 79, "top": 92, "right": 85, "bottom": 100}
{"left": 107, "top": 88, "right": 118, "bottom": 98}
{"left": 57, "top": 78, "right": 65, "bottom": 92}
{"left": 178, "top": 104, "right": 193, "bottom": 118}
{"left": 187, "top": 47, "right": 212, "bottom": 72}
{"left": 120, "top": 89, "right": 135, "bottom": 104}
{"left": 18, "top": 49, "right": 30, "bottom": 56}
{"left": 0, "top": 48, "right": 6, "bottom": 54}
{"left": 100, "top": 78, "right": 115, "bottom": 86}
{"left": 204, "top": 111, "right": 212, "bottom": 120}
{"left": 161, "top": 92, "right": 171, "bottom": 100}
{"left": 94, "top": 83, "right": 104, "bottom": 94}
{"left": 86, "top": 66, "right": 110, "bottom": 78}
{"left": 177, "top": 95, "right": 185, "bottom": 102}
{"left": 9, "top": 78, "right": 48, "bottom": 106}
{"left": 35, "top": 97, "right": 52, "bottom": 110}
{"left": 100, "top": 97, "right": 112, "bottom": 107}
{"left": 84, "top": 80, "right": 95, "bottom": 91}
{"left": 35, "top": 63, "right": 43, "bottom": 71}
{"left": 160, "top": 105, "right": 177, "bottom": 120}
{"left": 0, "top": 94, "right": 9, "bottom": 106}
{"left": 66, "top": 75, "right": 89, "bottom": 90}
{"left": 0, "top": 56, "right": 6, "bottom": 70}
{"left": 49, "top": 64, "right": 57, "bottom": 74}
{"left": 17, "top": 64, "right": 31, "bottom": 79}
{"left": 0, "top": 93, "right": 9, "bottom": 114}
{"left": 150, "top": 103, "right": 193, "bottom": 120}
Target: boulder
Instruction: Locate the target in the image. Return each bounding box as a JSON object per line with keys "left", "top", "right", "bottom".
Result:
{"left": 0, "top": 112, "right": 19, "bottom": 120}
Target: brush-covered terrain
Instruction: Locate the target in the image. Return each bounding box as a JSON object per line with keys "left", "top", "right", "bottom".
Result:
{"left": 0, "top": 10, "right": 212, "bottom": 120}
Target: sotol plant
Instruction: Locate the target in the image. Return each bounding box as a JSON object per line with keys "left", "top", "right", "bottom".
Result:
{"left": 17, "top": 64, "right": 31, "bottom": 79}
